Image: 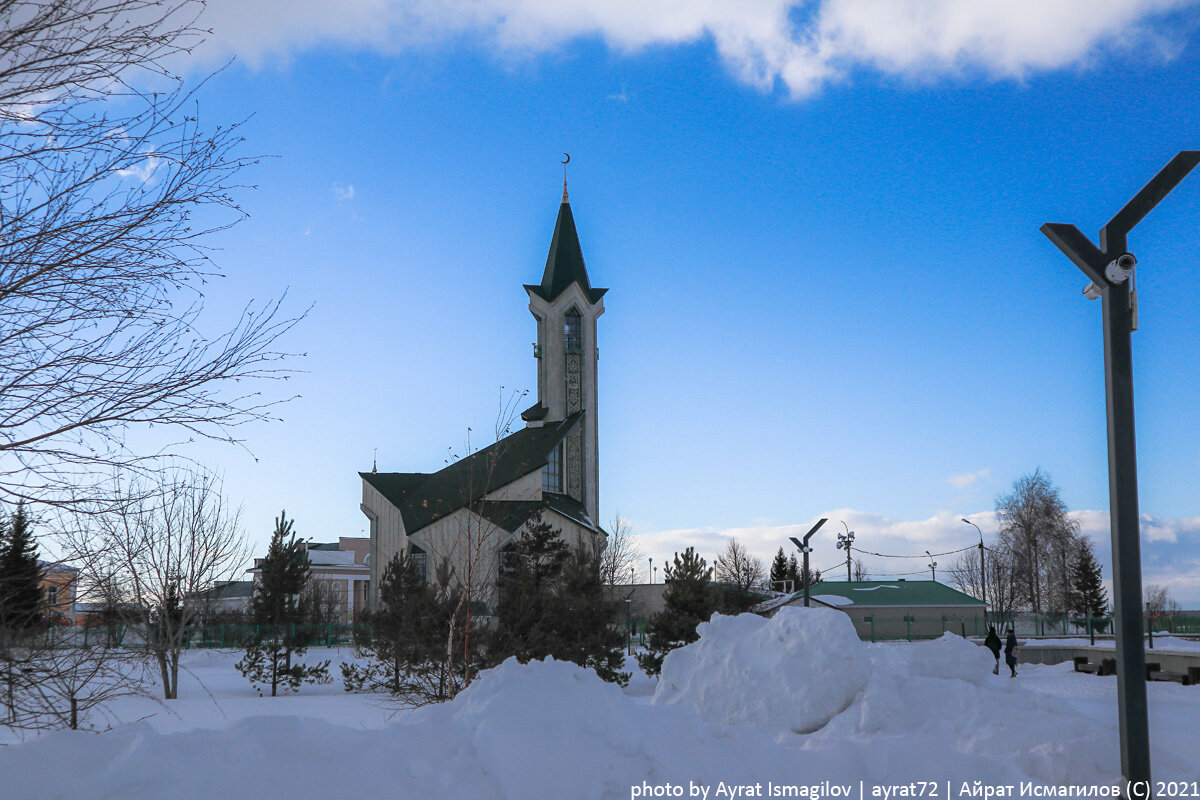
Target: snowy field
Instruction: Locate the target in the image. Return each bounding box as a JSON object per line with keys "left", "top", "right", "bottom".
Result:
{"left": 1, "top": 608, "right": 1198, "bottom": 800}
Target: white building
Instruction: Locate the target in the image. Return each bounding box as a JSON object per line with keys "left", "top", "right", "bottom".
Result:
{"left": 360, "top": 182, "right": 608, "bottom": 609}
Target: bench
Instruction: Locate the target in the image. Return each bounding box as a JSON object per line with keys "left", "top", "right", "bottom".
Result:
{"left": 1073, "top": 656, "right": 1101, "bottom": 675}
{"left": 1144, "top": 661, "right": 1194, "bottom": 684}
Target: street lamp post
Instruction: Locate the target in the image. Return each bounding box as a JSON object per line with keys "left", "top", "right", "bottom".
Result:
{"left": 648, "top": 557, "right": 652, "bottom": 584}
{"left": 925, "top": 551, "right": 938, "bottom": 582}
{"left": 1040, "top": 150, "right": 1200, "bottom": 794}
{"left": 962, "top": 518, "right": 987, "bottom": 619}
{"left": 789, "top": 518, "right": 828, "bottom": 608}
{"left": 836, "top": 521, "right": 855, "bottom": 581}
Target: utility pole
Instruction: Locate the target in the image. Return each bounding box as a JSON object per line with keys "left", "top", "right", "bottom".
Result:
{"left": 836, "top": 521, "right": 855, "bottom": 581}
{"left": 789, "top": 518, "right": 827, "bottom": 608}
{"left": 1040, "top": 150, "right": 1200, "bottom": 796}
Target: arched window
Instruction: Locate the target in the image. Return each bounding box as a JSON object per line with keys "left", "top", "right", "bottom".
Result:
{"left": 543, "top": 443, "right": 562, "bottom": 494}
{"left": 564, "top": 310, "right": 581, "bottom": 354}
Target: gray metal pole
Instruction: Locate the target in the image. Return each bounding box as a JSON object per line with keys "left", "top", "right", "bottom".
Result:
{"left": 1040, "top": 151, "right": 1200, "bottom": 795}
{"left": 1103, "top": 276, "right": 1151, "bottom": 787}
{"left": 804, "top": 548, "right": 811, "bottom": 608}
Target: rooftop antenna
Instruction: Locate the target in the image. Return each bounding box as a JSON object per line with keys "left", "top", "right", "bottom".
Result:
{"left": 372, "top": 448, "right": 377, "bottom": 473}
{"left": 561, "top": 153, "right": 570, "bottom": 202}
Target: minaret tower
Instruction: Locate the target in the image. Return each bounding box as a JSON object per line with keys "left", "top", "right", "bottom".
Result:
{"left": 522, "top": 178, "right": 607, "bottom": 524}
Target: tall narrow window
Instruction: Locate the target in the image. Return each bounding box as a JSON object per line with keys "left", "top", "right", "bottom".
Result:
{"left": 408, "top": 544, "right": 427, "bottom": 585}
{"left": 543, "top": 443, "right": 562, "bottom": 493}
{"left": 564, "top": 310, "right": 581, "bottom": 354}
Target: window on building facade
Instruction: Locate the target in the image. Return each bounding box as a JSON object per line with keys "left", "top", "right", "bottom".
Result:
{"left": 409, "top": 544, "right": 427, "bottom": 585}
{"left": 564, "top": 310, "right": 581, "bottom": 353}
{"left": 45, "top": 585, "right": 58, "bottom": 606}
{"left": 543, "top": 443, "right": 562, "bottom": 493}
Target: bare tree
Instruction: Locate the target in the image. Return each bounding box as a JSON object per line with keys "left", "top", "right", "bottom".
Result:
{"left": 714, "top": 538, "right": 764, "bottom": 613}
{"left": 994, "top": 469, "right": 1079, "bottom": 615}
{"left": 852, "top": 557, "right": 868, "bottom": 581}
{"left": 1144, "top": 584, "right": 1180, "bottom": 617}
{"left": 14, "top": 632, "right": 147, "bottom": 731}
{"left": 599, "top": 514, "right": 643, "bottom": 586}
{"left": 424, "top": 391, "right": 527, "bottom": 691}
{"left": 0, "top": 0, "right": 300, "bottom": 508}
{"left": 60, "top": 467, "right": 247, "bottom": 699}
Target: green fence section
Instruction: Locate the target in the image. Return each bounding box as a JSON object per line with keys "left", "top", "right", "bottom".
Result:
{"left": 1147, "top": 611, "right": 1200, "bottom": 634}
{"left": 851, "top": 613, "right": 1126, "bottom": 643}
{"left": 187, "top": 623, "right": 365, "bottom": 649}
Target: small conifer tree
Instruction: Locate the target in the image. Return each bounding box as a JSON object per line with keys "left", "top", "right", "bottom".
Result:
{"left": 0, "top": 503, "right": 45, "bottom": 631}
{"left": 637, "top": 547, "right": 715, "bottom": 676}
{"left": 495, "top": 512, "right": 569, "bottom": 660}
{"left": 341, "top": 549, "right": 463, "bottom": 702}
{"left": 546, "top": 544, "right": 629, "bottom": 684}
{"left": 769, "top": 547, "right": 790, "bottom": 591}
{"left": 237, "top": 511, "right": 329, "bottom": 696}
{"left": 494, "top": 512, "right": 628, "bottom": 685}
{"left": 1071, "top": 540, "right": 1109, "bottom": 633}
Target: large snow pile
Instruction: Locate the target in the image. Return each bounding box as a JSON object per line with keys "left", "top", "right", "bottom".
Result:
{"left": 653, "top": 607, "right": 870, "bottom": 733}
{"left": 3, "top": 618, "right": 1200, "bottom": 798}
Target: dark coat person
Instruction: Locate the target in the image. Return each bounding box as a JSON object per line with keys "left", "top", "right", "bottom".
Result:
{"left": 984, "top": 626, "right": 1002, "bottom": 674}
{"left": 1004, "top": 629, "right": 1019, "bottom": 677}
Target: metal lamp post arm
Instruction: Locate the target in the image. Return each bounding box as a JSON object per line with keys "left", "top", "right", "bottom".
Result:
{"left": 790, "top": 518, "right": 827, "bottom": 608}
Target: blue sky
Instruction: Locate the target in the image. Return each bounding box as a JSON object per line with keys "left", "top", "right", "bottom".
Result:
{"left": 120, "top": 0, "right": 1200, "bottom": 603}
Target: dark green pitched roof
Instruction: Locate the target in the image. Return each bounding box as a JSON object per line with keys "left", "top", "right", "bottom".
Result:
{"left": 543, "top": 492, "right": 597, "bottom": 530}
{"left": 524, "top": 201, "right": 607, "bottom": 304}
{"left": 361, "top": 414, "right": 581, "bottom": 535}
{"left": 808, "top": 580, "right": 985, "bottom": 607}
{"left": 474, "top": 494, "right": 602, "bottom": 535}
{"left": 520, "top": 402, "right": 548, "bottom": 422}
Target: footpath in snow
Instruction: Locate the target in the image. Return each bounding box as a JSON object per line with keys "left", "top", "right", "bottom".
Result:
{"left": 1, "top": 607, "right": 1198, "bottom": 799}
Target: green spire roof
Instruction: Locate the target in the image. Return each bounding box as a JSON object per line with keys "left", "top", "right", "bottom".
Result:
{"left": 525, "top": 200, "right": 607, "bottom": 304}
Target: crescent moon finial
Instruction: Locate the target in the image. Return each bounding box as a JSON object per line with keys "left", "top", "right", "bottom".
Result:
{"left": 561, "top": 153, "right": 570, "bottom": 202}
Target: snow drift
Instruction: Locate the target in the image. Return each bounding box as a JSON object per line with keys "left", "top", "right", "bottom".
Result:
{"left": 653, "top": 607, "right": 871, "bottom": 733}
{"left": 3, "top": 611, "right": 1199, "bottom": 798}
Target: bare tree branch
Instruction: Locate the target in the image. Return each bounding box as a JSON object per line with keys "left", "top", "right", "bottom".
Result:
{"left": 0, "top": 0, "right": 302, "bottom": 507}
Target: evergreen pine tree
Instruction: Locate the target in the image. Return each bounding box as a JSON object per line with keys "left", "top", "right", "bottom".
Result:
{"left": 342, "top": 549, "right": 457, "bottom": 701}
{"left": 769, "top": 547, "right": 789, "bottom": 591}
{"left": 237, "top": 511, "right": 329, "bottom": 696}
{"left": 493, "top": 513, "right": 629, "bottom": 685}
{"left": 1071, "top": 539, "right": 1109, "bottom": 633}
{"left": 782, "top": 554, "right": 801, "bottom": 592}
{"left": 546, "top": 545, "right": 629, "bottom": 685}
{"left": 495, "top": 512, "right": 569, "bottom": 661}
{"left": 636, "top": 547, "right": 715, "bottom": 676}
{"left": 0, "top": 503, "right": 45, "bottom": 631}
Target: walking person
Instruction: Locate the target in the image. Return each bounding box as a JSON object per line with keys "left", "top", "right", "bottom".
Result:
{"left": 984, "top": 625, "right": 1002, "bottom": 675}
{"left": 1004, "top": 627, "right": 1019, "bottom": 678}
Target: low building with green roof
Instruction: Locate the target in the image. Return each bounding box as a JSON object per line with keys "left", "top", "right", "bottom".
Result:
{"left": 764, "top": 579, "right": 987, "bottom": 641}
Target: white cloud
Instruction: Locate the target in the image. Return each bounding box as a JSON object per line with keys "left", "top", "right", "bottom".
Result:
{"left": 333, "top": 183, "right": 355, "bottom": 201}
{"left": 116, "top": 153, "right": 161, "bottom": 184}
{"left": 193, "top": 0, "right": 1197, "bottom": 97}
{"left": 945, "top": 468, "right": 990, "bottom": 489}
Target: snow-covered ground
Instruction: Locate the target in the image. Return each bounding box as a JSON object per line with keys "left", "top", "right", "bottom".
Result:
{"left": 1027, "top": 635, "right": 1200, "bottom": 651}
{"left": 1, "top": 608, "right": 1198, "bottom": 800}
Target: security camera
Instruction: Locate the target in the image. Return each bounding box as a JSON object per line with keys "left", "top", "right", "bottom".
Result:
{"left": 1083, "top": 282, "right": 1102, "bottom": 300}
{"left": 1105, "top": 253, "right": 1136, "bottom": 284}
